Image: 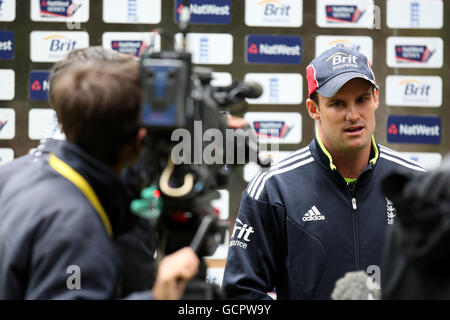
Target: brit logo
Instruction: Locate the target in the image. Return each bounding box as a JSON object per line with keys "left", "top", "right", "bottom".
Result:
{"left": 387, "top": 115, "right": 441, "bottom": 144}
{"left": 39, "top": 0, "right": 82, "bottom": 18}
{"left": 0, "top": 31, "right": 14, "bottom": 60}
{"left": 385, "top": 76, "right": 442, "bottom": 107}
{"left": 326, "top": 5, "right": 364, "bottom": 23}
{"left": 245, "top": 0, "right": 303, "bottom": 27}
{"left": 246, "top": 35, "right": 302, "bottom": 64}
{"left": 229, "top": 218, "right": 254, "bottom": 250}
{"left": 395, "top": 45, "right": 433, "bottom": 63}
{"left": 30, "top": 31, "right": 89, "bottom": 62}
{"left": 386, "top": 198, "right": 396, "bottom": 225}
{"left": 175, "top": 0, "right": 231, "bottom": 24}
{"left": 29, "top": 71, "right": 50, "bottom": 101}
{"left": 111, "top": 40, "right": 148, "bottom": 57}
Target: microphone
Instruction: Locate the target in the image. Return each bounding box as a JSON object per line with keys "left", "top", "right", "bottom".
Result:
{"left": 213, "top": 81, "right": 263, "bottom": 106}
{"left": 331, "top": 271, "right": 381, "bottom": 300}
{"left": 230, "top": 81, "right": 263, "bottom": 99}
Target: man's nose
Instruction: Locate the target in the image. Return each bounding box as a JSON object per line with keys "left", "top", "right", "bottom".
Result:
{"left": 346, "top": 103, "right": 360, "bottom": 122}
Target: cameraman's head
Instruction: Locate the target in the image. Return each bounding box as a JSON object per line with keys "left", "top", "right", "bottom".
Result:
{"left": 51, "top": 59, "right": 146, "bottom": 173}
{"left": 49, "top": 46, "right": 131, "bottom": 106}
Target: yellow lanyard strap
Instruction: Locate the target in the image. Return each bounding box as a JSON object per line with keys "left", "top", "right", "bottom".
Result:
{"left": 49, "top": 153, "right": 113, "bottom": 238}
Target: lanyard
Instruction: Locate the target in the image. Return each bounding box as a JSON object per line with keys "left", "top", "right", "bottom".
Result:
{"left": 48, "top": 153, "right": 113, "bottom": 238}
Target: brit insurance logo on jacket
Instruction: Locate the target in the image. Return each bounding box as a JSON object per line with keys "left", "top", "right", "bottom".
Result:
{"left": 246, "top": 34, "right": 302, "bottom": 64}
{"left": 387, "top": 37, "right": 443, "bottom": 68}
{"left": 387, "top": 115, "right": 441, "bottom": 144}
{"left": 30, "top": 31, "right": 89, "bottom": 62}
{"left": 175, "top": 0, "right": 231, "bottom": 24}
{"left": 229, "top": 218, "right": 255, "bottom": 250}
{"left": 0, "top": 31, "right": 14, "bottom": 60}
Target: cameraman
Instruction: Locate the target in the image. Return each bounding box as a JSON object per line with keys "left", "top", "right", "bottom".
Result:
{"left": 381, "top": 154, "right": 450, "bottom": 299}
{"left": 0, "top": 58, "right": 199, "bottom": 299}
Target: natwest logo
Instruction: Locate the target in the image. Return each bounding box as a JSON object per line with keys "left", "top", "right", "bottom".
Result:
{"left": 248, "top": 43, "right": 258, "bottom": 54}
{"left": 0, "top": 31, "right": 14, "bottom": 60}
{"left": 29, "top": 71, "right": 50, "bottom": 101}
{"left": 175, "top": 0, "right": 231, "bottom": 24}
{"left": 387, "top": 124, "right": 398, "bottom": 135}
{"left": 387, "top": 115, "right": 441, "bottom": 144}
{"left": 246, "top": 35, "right": 302, "bottom": 64}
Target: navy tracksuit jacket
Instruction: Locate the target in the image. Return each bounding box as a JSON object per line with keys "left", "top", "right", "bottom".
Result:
{"left": 222, "top": 136, "right": 426, "bottom": 299}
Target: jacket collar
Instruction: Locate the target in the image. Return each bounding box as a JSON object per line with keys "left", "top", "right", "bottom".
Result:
{"left": 53, "top": 140, "right": 130, "bottom": 237}
{"left": 311, "top": 129, "right": 379, "bottom": 180}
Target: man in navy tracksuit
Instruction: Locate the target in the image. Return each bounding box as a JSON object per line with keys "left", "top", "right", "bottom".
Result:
{"left": 222, "top": 47, "right": 427, "bottom": 299}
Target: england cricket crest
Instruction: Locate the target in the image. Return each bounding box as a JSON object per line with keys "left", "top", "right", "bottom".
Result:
{"left": 386, "top": 197, "right": 396, "bottom": 225}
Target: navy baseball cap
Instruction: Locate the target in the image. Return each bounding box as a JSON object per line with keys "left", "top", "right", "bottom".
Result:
{"left": 306, "top": 47, "right": 378, "bottom": 98}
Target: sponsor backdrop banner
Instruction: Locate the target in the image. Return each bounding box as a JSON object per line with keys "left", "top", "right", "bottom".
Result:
{"left": 0, "top": 1, "right": 448, "bottom": 278}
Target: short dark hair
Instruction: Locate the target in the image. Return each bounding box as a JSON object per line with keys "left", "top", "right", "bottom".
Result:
{"left": 49, "top": 46, "right": 130, "bottom": 105}
{"left": 52, "top": 59, "right": 141, "bottom": 166}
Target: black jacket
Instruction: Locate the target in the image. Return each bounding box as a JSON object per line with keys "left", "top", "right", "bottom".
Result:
{"left": 0, "top": 141, "right": 151, "bottom": 299}
{"left": 223, "top": 136, "right": 427, "bottom": 299}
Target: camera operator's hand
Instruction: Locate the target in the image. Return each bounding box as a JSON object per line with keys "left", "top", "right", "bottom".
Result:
{"left": 226, "top": 116, "right": 249, "bottom": 129}
{"left": 152, "top": 247, "right": 199, "bottom": 300}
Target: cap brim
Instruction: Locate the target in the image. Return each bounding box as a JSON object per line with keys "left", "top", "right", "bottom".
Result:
{"left": 315, "top": 72, "right": 379, "bottom": 98}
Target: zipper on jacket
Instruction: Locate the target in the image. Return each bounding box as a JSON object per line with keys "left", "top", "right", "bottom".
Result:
{"left": 347, "top": 182, "right": 360, "bottom": 270}
{"left": 351, "top": 197, "right": 360, "bottom": 270}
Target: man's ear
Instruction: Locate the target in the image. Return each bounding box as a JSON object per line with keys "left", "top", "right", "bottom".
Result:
{"left": 136, "top": 127, "right": 147, "bottom": 146}
{"left": 373, "top": 89, "right": 379, "bottom": 110}
{"left": 306, "top": 98, "right": 320, "bottom": 121}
